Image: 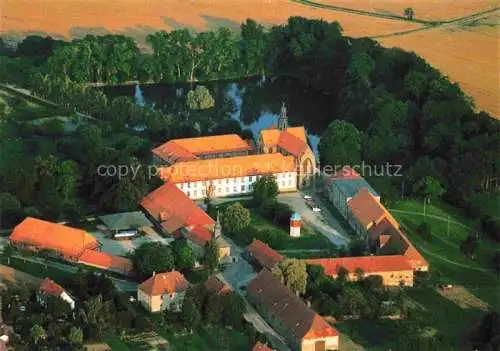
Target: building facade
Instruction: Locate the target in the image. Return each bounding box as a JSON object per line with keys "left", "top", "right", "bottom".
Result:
{"left": 137, "top": 271, "right": 189, "bottom": 313}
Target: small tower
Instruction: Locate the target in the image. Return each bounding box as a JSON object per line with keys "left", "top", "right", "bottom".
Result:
{"left": 214, "top": 210, "right": 222, "bottom": 238}
{"left": 289, "top": 213, "right": 301, "bottom": 237}
{"left": 277, "top": 101, "right": 288, "bottom": 131}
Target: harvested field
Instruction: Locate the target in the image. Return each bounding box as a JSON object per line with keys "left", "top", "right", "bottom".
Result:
{"left": 1, "top": 0, "right": 422, "bottom": 41}
{"left": 379, "top": 12, "right": 500, "bottom": 118}
{"left": 313, "top": 0, "right": 499, "bottom": 21}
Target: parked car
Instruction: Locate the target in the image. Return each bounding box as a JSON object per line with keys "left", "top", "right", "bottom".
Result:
{"left": 303, "top": 195, "right": 312, "bottom": 200}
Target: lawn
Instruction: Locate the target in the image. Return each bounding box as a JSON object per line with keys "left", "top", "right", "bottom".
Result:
{"left": 0, "top": 255, "right": 71, "bottom": 282}
{"left": 335, "top": 199, "right": 499, "bottom": 349}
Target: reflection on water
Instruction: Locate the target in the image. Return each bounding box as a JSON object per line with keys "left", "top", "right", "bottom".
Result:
{"left": 104, "top": 76, "right": 338, "bottom": 157}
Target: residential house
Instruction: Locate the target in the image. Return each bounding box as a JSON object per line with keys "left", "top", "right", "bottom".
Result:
{"left": 324, "top": 167, "right": 379, "bottom": 219}
{"left": 204, "top": 275, "right": 233, "bottom": 295}
{"left": 137, "top": 271, "right": 189, "bottom": 313}
{"left": 9, "top": 217, "right": 100, "bottom": 261}
{"left": 152, "top": 134, "right": 253, "bottom": 165}
{"left": 245, "top": 239, "right": 284, "bottom": 271}
{"left": 306, "top": 255, "right": 415, "bottom": 287}
{"left": 248, "top": 270, "right": 339, "bottom": 351}
{"left": 37, "top": 278, "right": 75, "bottom": 310}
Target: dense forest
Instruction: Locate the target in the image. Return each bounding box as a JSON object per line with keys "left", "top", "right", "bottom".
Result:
{"left": 0, "top": 17, "right": 498, "bottom": 240}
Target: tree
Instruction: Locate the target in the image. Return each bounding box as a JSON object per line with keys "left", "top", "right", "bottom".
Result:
{"left": 221, "top": 202, "right": 251, "bottom": 235}
{"left": 271, "top": 259, "right": 308, "bottom": 295}
{"left": 414, "top": 176, "right": 445, "bottom": 203}
{"left": 222, "top": 293, "right": 246, "bottom": 328}
{"left": 404, "top": 7, "right": 415, "bottom": 20}
{"left": 186, "top": 85, "right": 215, "bottom": 110}
{"left": 203, "top": 238, "right": 219, "bottom": 272}
{"left": 132, "top": 242, "right": 174, "bottom": 279}
{"left": 493, "top": 251, "right": 500, "bottom": 273}
{"left": 319, "top": 120, "right": 363, "bottom": 168}
{"left": 204, "top": 294, "right": 223, "bottom": 325}
{"left": 181, "top": 296, "right": 201, "bottom": 332}
{"left": 468, "top": 311, "right": 500, "bottom": 351}
{"left": 170, "top": 238, "right": 195, "bottom": 270}
{"left": 252, "top": 174, "right": 279, "bottom": 208}
{"left": 30, "top": 324, "right": 47, "bottom": 345}
{"left": 0, "top": 192, "right": 20, "bottom": 228}
{"left": 256, "top": 228, "right": 286, "bottom": 250}
{"left": 460, "top": 232, "right": 478, "bottom": 259}
{"left": 240, "top": 19, "right": 268, "bottom": 75}
{"left": 67, "top": 326, "right": 84, "bottom": 346}
{"left": 338, "top": 286, "right": 368, "bottom": 317}
{"left": 349, "top": 237, "right": 368, "bottom": 256}
{"left": 336, "top": 266, "right": 349, "bottom": 283}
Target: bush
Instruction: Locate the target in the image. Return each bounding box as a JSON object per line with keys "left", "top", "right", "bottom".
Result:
{"left": 482, "top": 216, "right": 500, "bottom": 242}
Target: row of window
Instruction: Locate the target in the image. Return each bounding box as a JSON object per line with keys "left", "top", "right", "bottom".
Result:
{"left": 179, "top": 173, "right": 294, "bottom": 190}
{"left": 183, "top": 179, "right": 294, "bottom": 199}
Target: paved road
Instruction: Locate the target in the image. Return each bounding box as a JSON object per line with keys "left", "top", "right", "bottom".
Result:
{"left": 219, "top": 261, "right": 291, "bottom": 351}
{"left": 278, "top": 192, "right": 350, "bottom": 247}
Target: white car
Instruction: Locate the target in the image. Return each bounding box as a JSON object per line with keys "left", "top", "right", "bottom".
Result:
{"left": 312, "top": 206, "right": 321, "bottom": 212}
{"left": 303, "top": 195, "right": 312, "bottom": 200}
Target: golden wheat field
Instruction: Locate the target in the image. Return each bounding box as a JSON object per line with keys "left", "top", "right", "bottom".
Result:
{"left": 1, "top": 0, "right": 422, "bottom": 39}
{"left": 315, "top": 0, "right": 499, "bottom": 21}
{"left": 379, "top": 12, "right": 500, "bottom": 117}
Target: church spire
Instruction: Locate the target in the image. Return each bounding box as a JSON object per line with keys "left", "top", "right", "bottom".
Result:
{"left": 278, "top": 101, "right": 288, "bottom": 131}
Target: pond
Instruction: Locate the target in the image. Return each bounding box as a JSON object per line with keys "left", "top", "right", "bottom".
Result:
{"left": 101, "top": 76, "right": 338, "bottom": 157}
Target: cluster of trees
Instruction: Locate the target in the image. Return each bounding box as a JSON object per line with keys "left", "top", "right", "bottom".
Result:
{"left": 2, "top": 271, "right": 151, "bottom": 350}
{"left": 130, "top": 240, "right": 195, "bottom": 280}
{"left": 305, "top": 264, "right": 410, "bottom": 320}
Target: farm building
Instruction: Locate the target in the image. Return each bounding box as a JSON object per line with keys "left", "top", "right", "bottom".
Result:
{"left": 98, "top": 211, "right": 153, "bottom": 239}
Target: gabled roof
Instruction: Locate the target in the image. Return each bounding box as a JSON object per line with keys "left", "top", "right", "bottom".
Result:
{"left": 252, "top": 341, "right": 274, "bottom": 351}
{"left": 260, "top": 127, "right": 307, "bottom": 146}
{"left": 10, "top": 217, "right": 100, "bottom": 258}
{"left": 330, "top": 179, "right": 379, "bottom": 199}
{"left": 248, "top": 270, "right": 339, "bottom": 340}
{"left": 277, "top": 130, "right": 307, "bottom": 156}
{"left": 138, "top": 271, "right": 189, "bottom": 296}
{"left": 78, "top": 249, "right": 133, "bottom": 274}
{"left": 347, "top": 188, "right": 387, "bottom": 228}
{"left": 153, "top": 134, "right": 252, "bottom": 162}
{"left": 159, "top": 153, "right": 296, "bottom": 183}
{"left": 246, "top": 239, "right": 284, "bottom": 270}
{"left": 306, "top": 255, "right": 413, "bottom": 276}
{"left": 204, "top": 275, "right": 233, "bottom": 295}
{"left": 39, "top": 277, "right": 65, "bottom": 296}
{"left": 99, "top": 211, "right": 152, "bottom": 231}
{"left": 186, "top": 225, "right": 213, "bottom": 247}
{"left": 141, "top": 182, "right": 215, "bottom": 231}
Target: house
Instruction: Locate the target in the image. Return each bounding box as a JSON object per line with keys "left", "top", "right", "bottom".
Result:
{"left": 159, "top": 153, "right": 297, "bottom": 200}
{"left": 306, "top": 255, "right": 415, "bottom": 287}
{"left": 37, "top": 278, "right": 75, "bottom": 310}
{"left": 248, "top": 270, "right": 339, "bottom": 351}
{"left": 137, "top": 271, "right": 189, "bottom": 313}
{"left": 324, "top": 167, "right": 379, "bottom": 219}
{"left": 9, "top": 217, "right": 100, "bottom": 261}
{"left": 78, "top": 249, "right": 133, "bottom": 275}
{"left": 346, "top": 188, "right": 394, "bottom": 237}
{"left": 258, "top": 103, "right": 316, "bottom": 187}
{"left": 253, "top": 341, "right": 275, "bottom": 351}
{"left": 98, "top": 211, "right": 153, "bottom": 239}
{"left": 245, "top": 239, "right": 284, "bottom": 271}
{"left": 204, "top": 275, "right": 233, "bottom": 295}
{"left": 152, "top": 134, "right": 253, "bottom": 165}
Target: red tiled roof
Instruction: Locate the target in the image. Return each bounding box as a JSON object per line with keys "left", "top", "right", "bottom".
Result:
{"left": 347, "top": 188, "right": 387, "bottom": 228}
{"left": 141, "top": 182, "right": 215, "bottom": 231}
{"left": 153, "top": 134, "right": 252, "bottom": 162}
{"left": 204, "top": 275, "right": 233, "bottom": 295}
{"left": 78, "top": 249, "right": 133, "bottom": 274}
{"left": 260, "top": 127, "right": 307, "bottom": 146}
{"left": 306, "top": 255, "right": 413, "bottom": 276}
{"left": 277, "top": 130, "right": 307, "bottom": 156}
{"left": 187, "top": 225, "right": 213, "bottom": 247}
{"left": 246, "top": 239, "right": 284, "bottom": 270}
{"left": 248, "top": 270, "right": 339, "bottom": 340}
{"left": 252, "top": 341, "right": 274, "bottom": 351}
{"left": 138, "top": 271, "right": 189, "bottom": 296}
{"left": 159, "top": 153, "right": 296, "bottom": 183}
{"left": 10, "top": 217, "right": 100, "bottom": 258}
{"left": 161, "top": 215, "right": 186, "bottom": 233}
{"left": 39, "top": 277, "right": 65, "bottom": 296}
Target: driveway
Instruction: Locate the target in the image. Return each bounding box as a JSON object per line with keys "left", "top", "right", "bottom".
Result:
{"left": 278, "top": 192, "right": 350, "bottom": 247}
{"left": 90, "top": 230, "right": 174, "bottom": 256}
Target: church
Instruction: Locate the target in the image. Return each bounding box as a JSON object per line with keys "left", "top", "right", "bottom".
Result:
{"left": 154, "top": 103, "right": 316, "bottom": 200}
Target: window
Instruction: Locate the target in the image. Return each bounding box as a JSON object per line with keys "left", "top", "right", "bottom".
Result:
{"left": 288, "top": 179, "right": 292, "bottom": 186}
{"left": 234, "top": 186, "right": 238, "bottom": 192}
{"left": 194, "top": 191, "right": 198, "bottom": 198}
{"left": 241, "top": 185, "right": 245, "bottom": 191}
{"left": 226, "top": 187, "right": 229, "bottom": 193}
{"left": 187, "top": 191, "right": 191, "bottom": 197}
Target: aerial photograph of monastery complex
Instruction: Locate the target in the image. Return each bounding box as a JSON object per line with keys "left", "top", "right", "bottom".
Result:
{"left": 0, "top": 1, "right": 498, "bottom": 350}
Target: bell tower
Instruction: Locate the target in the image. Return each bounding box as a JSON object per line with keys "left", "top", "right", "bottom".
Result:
{"left": 278, "top": 101, "right": 288, "bottom": 131}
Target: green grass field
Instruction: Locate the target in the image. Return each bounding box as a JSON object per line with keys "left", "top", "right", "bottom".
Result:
{"left": 337, "top": 199, "right": 499, "bottom": 350}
